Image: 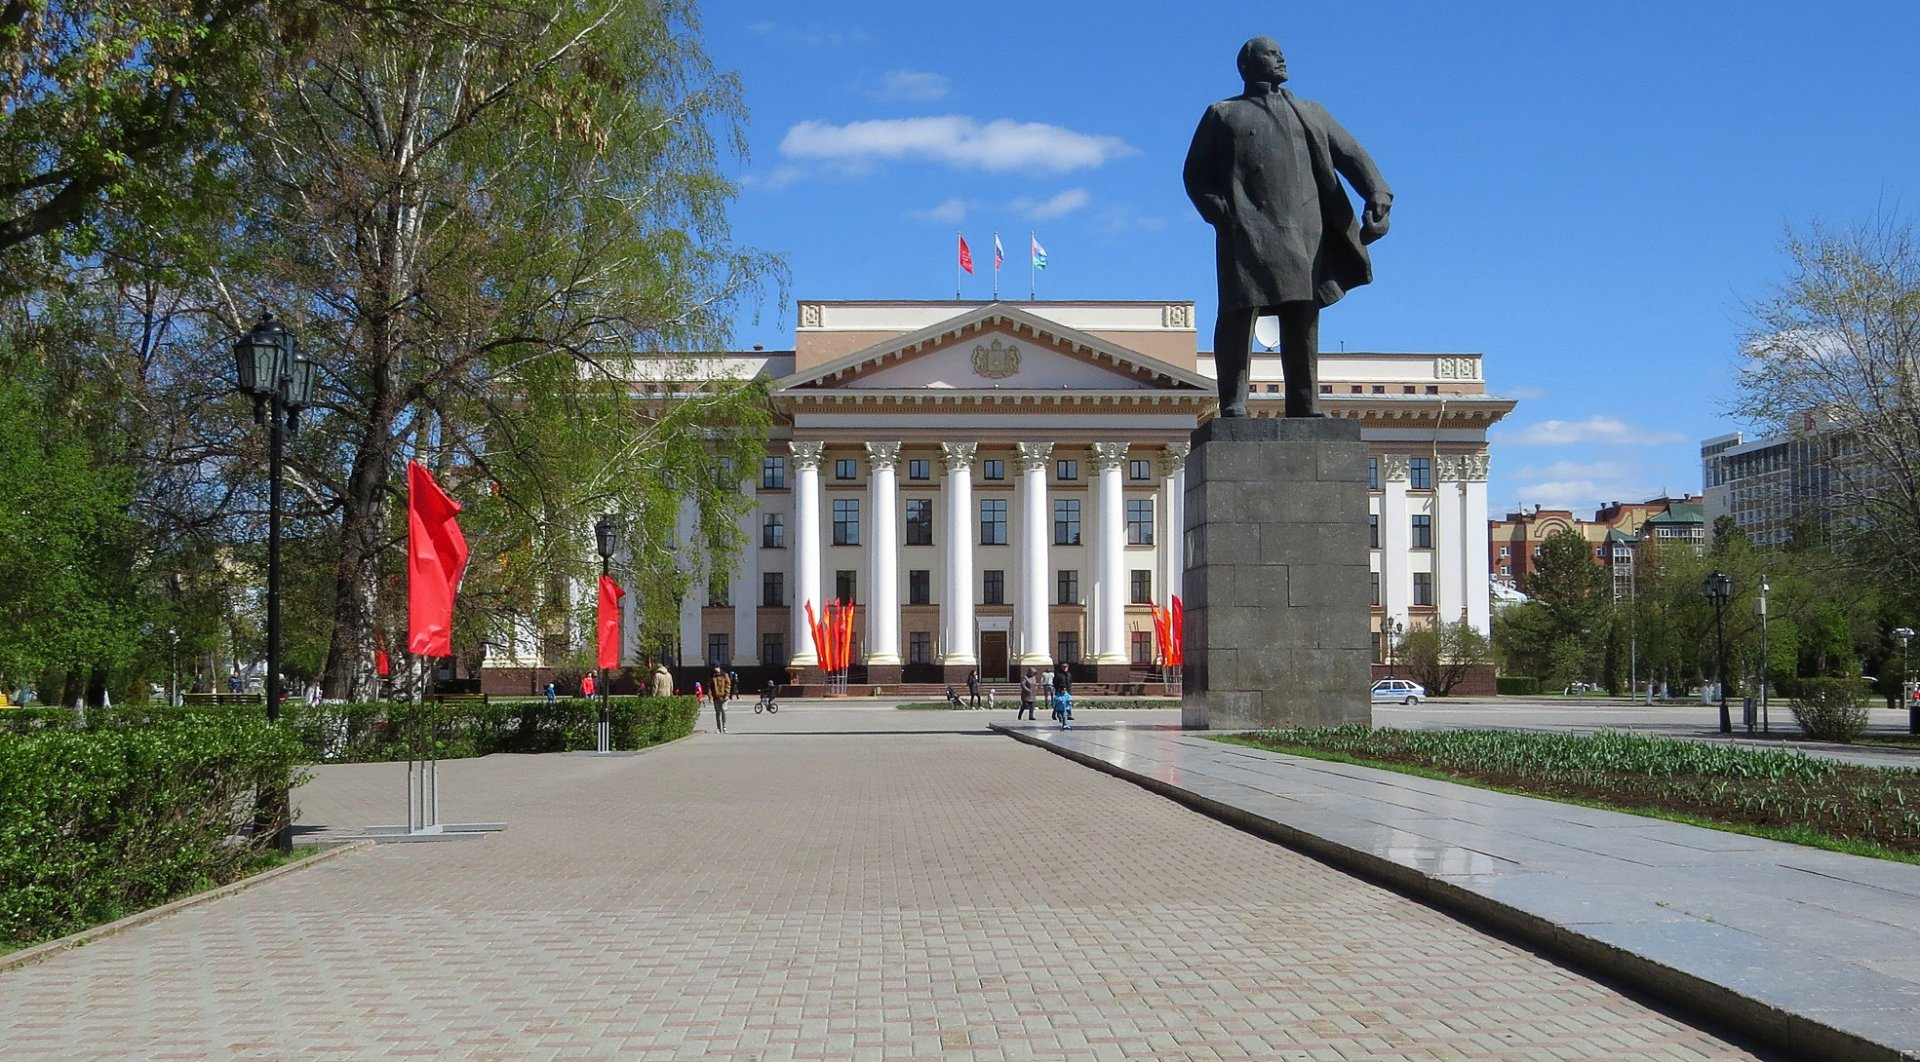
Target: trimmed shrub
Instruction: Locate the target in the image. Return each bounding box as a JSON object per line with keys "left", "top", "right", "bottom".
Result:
{"left": 1495, "top": 676, "right": 1539, "bottom": 696}
{"left": 0, "top": 715, "right": 306, "bottom": 945}
{"left": 1789, "top": 678, "right": 1872, "bottom": 743}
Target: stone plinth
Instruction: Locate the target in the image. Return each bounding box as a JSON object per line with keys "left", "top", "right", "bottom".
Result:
{"left": 1182, "top": 417, "right": 1372, "bottom": 730}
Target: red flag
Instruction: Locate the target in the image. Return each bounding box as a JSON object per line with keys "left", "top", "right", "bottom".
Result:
{"left": 406, "top": 461, "right": 469, "bottom": 656}
{"left": 1151, "top": 603, "right": 1168, "bottom": 666}
{"left": 1170, "top": 595, "right": 1185, "bottom": 667}
{"left": 375, "top": 648, "right": 391, "bottom": 677}
{"left": 840, "top": 600, "right": 855, "bottom": 672}
{"left": 958, "top": 234, "right": 974, "bottom": 275}
{"left": 805, "top": 599, "right": 826, "bottom": 664}
{"left": 596, "top": 574, "right": 625, "bottom": 670}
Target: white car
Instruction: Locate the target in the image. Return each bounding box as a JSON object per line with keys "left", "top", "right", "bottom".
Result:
{"left": 1371, "top": 678, "right": 1426, "bottom": 705}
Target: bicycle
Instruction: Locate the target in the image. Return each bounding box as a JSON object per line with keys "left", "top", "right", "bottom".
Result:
{"left": 754, "top": 691, "right": 778, "bottom": 714}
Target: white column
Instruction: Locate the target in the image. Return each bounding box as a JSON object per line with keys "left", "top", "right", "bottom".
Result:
{"left": 1016, "top": 442, "right": 1053, "bottom": 665}
{"left": 1160, "top": 442, "right": 1189, "bottom": 604}
{"left": 1434, "top": 459, "right": 1462, "bottom": 625}
{"left": 1091, "top": 442, "right": 1129, "bottom": 665}
{"left": 939, "top": 442, "right": 977, "bottom": 667}
{"left": 1380, "top": 454, "right": 1412, "bottom": 632}
{"left": 731, "top": 476, "right": 760, "bottom": 665}
{"left": 788, "top": 441, "right": 824, "bottom": 669}
{"left": 1462, "top": 453, "right": 1493, "bottom": 636}
{"left": 865, "top": 441, "right": 902, "bottom": 665}
{"left": 676, "top": 499, "right": 702, "bottom": 665}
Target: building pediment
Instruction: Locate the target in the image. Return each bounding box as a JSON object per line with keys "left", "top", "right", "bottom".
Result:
{"left": 775, "top": 304, "right": 1212, "bottom": 397}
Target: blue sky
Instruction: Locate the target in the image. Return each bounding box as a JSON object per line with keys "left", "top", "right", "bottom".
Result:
{"left": 701, "top": 2, "right": 1920, "bottom": 517}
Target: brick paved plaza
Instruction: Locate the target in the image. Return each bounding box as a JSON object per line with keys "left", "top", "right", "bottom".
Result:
{"left": 0, "top": 706, "right": 1768, "bottom": 1059}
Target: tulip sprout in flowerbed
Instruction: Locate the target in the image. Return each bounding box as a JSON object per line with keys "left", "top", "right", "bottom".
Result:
{"left": 1220, "top": 726, "right": 1920, "bottom": 860}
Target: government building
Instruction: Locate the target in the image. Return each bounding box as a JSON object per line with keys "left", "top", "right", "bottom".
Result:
{"left": 490, "top": 298, "right": 1515, "bottom": 692}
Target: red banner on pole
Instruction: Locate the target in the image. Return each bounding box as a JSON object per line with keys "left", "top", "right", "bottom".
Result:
{"left": 596, "top": 574, "right": 625, "bottom": 670}
{"left": 1170, "top": 595, "right": 1185, "bottom": 667}
{"left": 406, "top": 461, "right": 469, "bottom": 656}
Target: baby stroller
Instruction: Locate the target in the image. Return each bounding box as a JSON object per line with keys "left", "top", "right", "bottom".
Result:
{"left": 945, "top": 684, "right": 965, "bottom": 709}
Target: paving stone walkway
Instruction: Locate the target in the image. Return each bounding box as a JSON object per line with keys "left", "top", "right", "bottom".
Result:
{"left": 0, "top": 706, "right": 1767, "bottom": 1059}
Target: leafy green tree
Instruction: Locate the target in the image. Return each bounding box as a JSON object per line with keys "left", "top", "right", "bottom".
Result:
{"left": 1500, "top": 528, "right": 1611, "bottom": 683}
{"left": 1398, "top": 620, "right": 1492, "bottom": 696}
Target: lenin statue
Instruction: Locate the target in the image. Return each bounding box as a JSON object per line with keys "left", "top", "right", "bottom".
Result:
{"left": 1183, "top": 36, "right": 1393, "bottom": 418}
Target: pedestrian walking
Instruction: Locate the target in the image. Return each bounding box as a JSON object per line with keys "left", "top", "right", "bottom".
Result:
{"left": 226, "top": 669, "right": 243, "bottom": 694}
{"left": 1018, "top": 669, "right": 1037, "bottom": 721}
{"left": 1054, "top": 687, "right": 1074, "bottom": 730}
{"left": 581, "top": 672, "right": 596, "bottom": 699}
{"left": 987, "top": 686, "right": 996, "bottom": 710}
{"left": 967, "top": 668, "right": 982, "bottom": 708}
{"left": 709, "top": 666, "right": 732, "bottom": 733}
{"left": 544, "top": 680, "right": 557, "bottom": 705}
{"left": 651, "top": 662, "right": 671, "bottom": 697}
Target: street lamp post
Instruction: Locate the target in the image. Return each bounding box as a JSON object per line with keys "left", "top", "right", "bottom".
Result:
{"left": 1703, "top": 571, "right": 1732, "bottom": 735}
{"left": 1895, "top": 627, "right": 1916, "bottom": 735}
{"left": 168, "top": 626, "right": 179, "bottom": 708}
{"left": 1384, "top": 617, "right": 1403, "bottom": 679}
{"left": 593, "top": 513, "right": 619, "bottom": 754}
{"left": 1757, "top": 578, "right": 1771, "bottom": 734}
{"left": 232, "top": 312, "right": 318, "bottom": 852}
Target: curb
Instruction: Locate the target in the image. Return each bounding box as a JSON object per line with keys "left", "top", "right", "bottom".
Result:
{"left": 994, "top": 724, "right": 1912, "bottom": 1062}
{"left": 0, "top": 841, "right": 374, "bottom": 976}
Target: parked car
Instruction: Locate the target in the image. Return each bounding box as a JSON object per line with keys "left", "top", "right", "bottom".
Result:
{"left": 1370, "top": 678, "right": 1426, "bottom": 705}
{"left": 1564, "top": 681, "right": 1599, "bottom": 695}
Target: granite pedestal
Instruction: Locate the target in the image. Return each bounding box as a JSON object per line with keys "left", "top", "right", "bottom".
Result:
{"left": 1182, "top": 417, "right": 1372, "bottom": 729}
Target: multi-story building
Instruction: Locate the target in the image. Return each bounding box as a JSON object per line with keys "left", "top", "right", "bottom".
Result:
{"left": 1702, "top": 410, "right": 1872, "bottom": 548}
{"left": 486, "top": 298, "right": 1516, "bottom": 691}
{"left": 1490, "top": 494, "right": 1702, "bottom": 601}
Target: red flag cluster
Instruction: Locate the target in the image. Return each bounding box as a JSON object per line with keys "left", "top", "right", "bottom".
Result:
{"left": 1150, "top": 596, "right": 1186, "bottom": 667}
{"left": 406, "top": 462, "right": 470, "bottom": 656}
{"left": 805, "top": 599, "right": 857, "bottom": 673}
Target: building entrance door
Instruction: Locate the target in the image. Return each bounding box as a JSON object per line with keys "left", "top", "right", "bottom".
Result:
{"left": 979, "top": 631, "right": 1009, "bottom": 682}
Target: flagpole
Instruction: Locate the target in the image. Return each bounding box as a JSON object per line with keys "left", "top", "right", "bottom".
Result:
{"left": 956, "top": 231, "right": 962, "bottom": 301}
{"left": 1029, "top": 231, "right": 1036, "bottom": 301}
{"left": 992, "top": 231, "right": 999, "bottom": 301}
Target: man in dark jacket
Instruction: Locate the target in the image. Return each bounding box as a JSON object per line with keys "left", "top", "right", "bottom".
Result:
{"left": 1183, "top": 35, "right": 1392, "bottom": 418}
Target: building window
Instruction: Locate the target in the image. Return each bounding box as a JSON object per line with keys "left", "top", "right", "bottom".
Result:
{"left": 1413, "top": 571, "right": 1433, "bottom": 606}
{"left": 983, "top": 569, "right": 1005, "bottom": 605}
{"left": 1368, "top": 457, "right": 1379, "bottom": 490}
{"left": 1498, "top": 545, "right": 1509, "bottom": 557}
{"left": 1372, "top": 632, "right": 1382, "bottom": 663}
{"left": 980, "top": 498, "right": 1007, "bottom": 544}
{"left": 762, "top": 572, "right": 784, "bottom": 607}
{"left": 1057, "top": 631, "right": 1080, "bottom": 663}
{"left": 1410, "top": 457, "right": 1432, "bottom": 490}
{"left": 762, "top": 456, "right": 786, "bottom": 489}
{"left": 707, "top": 577, "right": 730, "bottom": 608}
{"left": 706, "top": 633, "right": 729, "bottom": 667}
{"left": 1057, "top": 569, "right": 1079, "bottom": 605}
{"left": 1054, "top": 499, "right": 1081, "bottom": 544}
{"left": 908, "top": 569, "right": 931, "bottom": 605}
{"left": 908, "top": 631, "right": 931, "bottom": 664}
{"left": 1056, "top": 459, "right": 1079, "bottom": 481}
{"left": 1368, "top": 514, "right": 1379, "bottom": 549}
{"left": 1266, "top": 383, "right": 1281, "bottom": 393}
{"left": 905, "top": 498, "right": 933, "bottom": 545}
{"left": 1131, "top": 569, "right": 1152, "bottom": 605}
{"left": 1371, "top": 384, "right": 1385, "bottom": 394}
{"left": 761, "top": 632, "right": 784, "bottom": 664}
{"left": 835, "top": 569, "right": 857, "bottom": 603}
{"left": 1371, "top": 571, "right": 1380, "bottom": 606}
{"left": 908, "top": 458, "right": 930, "bottom": 481}
{"left": 1131, "top": 630, "right": 1153, "bottom": 665}
{"left": 832, "top": 498, "right": 860, "bottom": 545}
{"left": 1126, "top": 498, "right": 1154, "bottom": 544}
{"left": 834, "top": 458, "right": 856, "bottom": 480}
{"left": 1411, "top": 514, "right": 1432, "bottom": 549}
{"left": 762, "top": 513, "right": 784, "bottom": 548}
{"left": 1129, "top": 459, "right": 1151, "bottom": 481}
{"left": 982, "top": 459, "right": 1005, "bottom": 481}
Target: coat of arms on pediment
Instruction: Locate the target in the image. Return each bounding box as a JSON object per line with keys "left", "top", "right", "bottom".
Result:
{"left": 970, "top": 337, "right": 1021, "bottom": 380}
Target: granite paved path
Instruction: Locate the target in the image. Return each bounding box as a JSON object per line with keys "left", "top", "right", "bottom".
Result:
{"left": 0, "top": 705, "right": 1767, "bottom": 1059}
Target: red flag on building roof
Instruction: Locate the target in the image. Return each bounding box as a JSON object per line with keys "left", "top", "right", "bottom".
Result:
{"left": 406, "top": 461, "right": 469, "bottom": 656}
{"left": 958, "top": 234, "right": 974, "bottom": 275}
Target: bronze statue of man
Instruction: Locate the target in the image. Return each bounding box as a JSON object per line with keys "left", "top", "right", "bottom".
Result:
{"left": 1183, "top": 36, "right": 1392, "bottom": 418}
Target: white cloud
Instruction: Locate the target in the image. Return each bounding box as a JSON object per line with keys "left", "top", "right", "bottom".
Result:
{"left": 1501, "top": 415, "right": 1684, "bottom": 447}
{"left": 912, "top": 198, "right": 968, "bottom": 224}
{"left": 780, "top": 117, "right": 1136, "bottom": 173}
{"left": 872, "top": 70, "right": 948, "bottom": 102}
{"left": 1499, "top": 459, "right": 1677, "bottom": 514}
{"left": 1012, "top": 188, "right": 1089, "bottom": 220}
{"left": 738, "top": 164, "right": 804, "bottom": 191}
{"left": 1094, "top": 206, "right": 1167, "bottom": 233}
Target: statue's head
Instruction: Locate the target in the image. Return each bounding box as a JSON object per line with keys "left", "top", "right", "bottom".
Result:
{"left": 1236, "top": 36, "right": 1288, "bottom": 84}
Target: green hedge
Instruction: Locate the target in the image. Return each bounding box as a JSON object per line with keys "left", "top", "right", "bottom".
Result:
{"left": 0, "top": 714, "right": 306, "bottom": 946}
{"left": 1495, "top": 676, "right": 1540, "bottom": 696}
{"left": 0, "top": 696, "right": 701, "bottom": 764}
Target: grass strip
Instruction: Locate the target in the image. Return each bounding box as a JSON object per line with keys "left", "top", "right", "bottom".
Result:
{"left": 1211, "top": 726, "right": 1920, "bottom": 865}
